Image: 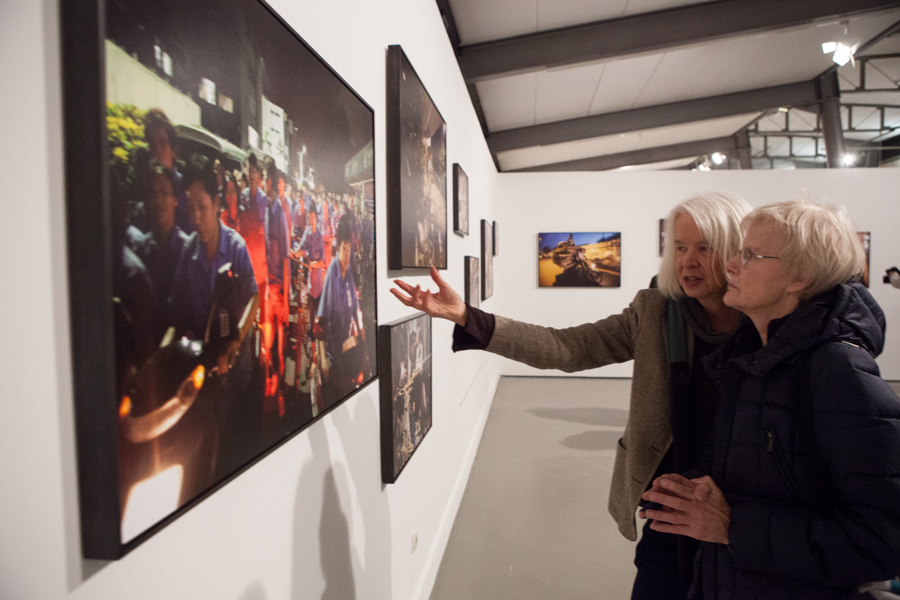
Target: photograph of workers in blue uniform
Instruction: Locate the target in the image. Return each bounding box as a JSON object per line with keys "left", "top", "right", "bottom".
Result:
{"left": 92, "top": 0, "right": 378, "bottom": 553}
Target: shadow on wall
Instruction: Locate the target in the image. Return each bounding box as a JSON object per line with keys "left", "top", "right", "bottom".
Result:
{"left": 291, "top": 393, "right": 392, "bottom": 600}
{"left": 528, "top": 407, "right": 628, "bottom": 427}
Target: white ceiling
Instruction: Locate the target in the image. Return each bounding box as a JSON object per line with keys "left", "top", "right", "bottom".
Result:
{"left": 451, "top": 0, "right": 717, "bottom": 46}
{"left": 443, "top": 0, "right": 900, "bottom": 170}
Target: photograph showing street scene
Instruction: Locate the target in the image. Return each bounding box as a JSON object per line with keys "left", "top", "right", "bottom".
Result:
{"left": 380, "top": 315, "right": 433, "bottom": 483}
{"left": 538, "top": 232, "right": 622, "bottom": 287}
{"left": 104, "top": 0, "right": 376, "bottom": 544}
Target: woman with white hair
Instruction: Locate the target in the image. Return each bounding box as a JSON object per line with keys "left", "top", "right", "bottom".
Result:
{"left": 641, "top": 200, "right": 900, "bottom": 599}
{"left": 392, "top": 192, "right": 752, "bottom": 599}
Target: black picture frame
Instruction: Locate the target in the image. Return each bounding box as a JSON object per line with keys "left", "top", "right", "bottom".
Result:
{"left": 386, "top": 45, "right": 448, "bottom": 270}
{"left": 453, "top": 163, "right": 468, "bottom": 236}
{"left": 62, "top": 0, "right": 378, "bottom": 559}
{"left": 481, "top": 220, "right": 493, "bottom": 300}
{"left": 464, "top": 256, "right": 480, "bottom": 308}
{"left": 378, "top": 313, "right": 433, "bottom": 484}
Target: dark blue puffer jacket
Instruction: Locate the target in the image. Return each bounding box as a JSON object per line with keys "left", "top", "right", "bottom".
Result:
{"left": 692, "top": 282, "right": 900, "bottom": 600}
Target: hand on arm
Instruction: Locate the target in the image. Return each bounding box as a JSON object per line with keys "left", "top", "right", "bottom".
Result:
{"left": 391, "top": 266, "right": 467, "bottom": 326}
{"left": 640, "top": 473, "right": 731, "bottom": 544}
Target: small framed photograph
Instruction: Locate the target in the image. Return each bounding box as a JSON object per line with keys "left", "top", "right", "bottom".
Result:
{"left": 659, "top": 219, "right": 666, "bottom": 257}
{"left": 858, "top": 231, "right": 871, "bottom": 287}
{"left": 464, "top": 256, "right": 480, "bottom": 308}
{"left": 481, "top": 220, "right": 494, "bottom": 300}
{"left": 493, "top": 221, "right": 499, "bottom": 256}
{"left": 379, "top": 313, "right": 433, "bottom": 483}
{"left": 453, "top": 164, "right": 468, "bottom": 236}
{"left": 538, "top": 232, "right": 621, "bottom": 287}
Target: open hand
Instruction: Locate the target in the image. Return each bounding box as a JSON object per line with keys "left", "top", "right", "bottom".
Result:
{"left": 391, "top": 266, "right": 467, "bottom": 326}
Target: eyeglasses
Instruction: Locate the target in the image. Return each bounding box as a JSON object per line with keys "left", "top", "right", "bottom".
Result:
{"left": 740, "top": 247, "right": 780, "bottom": 267}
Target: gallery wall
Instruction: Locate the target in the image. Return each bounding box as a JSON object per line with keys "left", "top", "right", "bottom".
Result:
{"left": 494, "top": 169, "right": 900, "bottom": 380}
{"left": 0, "top": 0, "right": 502, "bottom": 599}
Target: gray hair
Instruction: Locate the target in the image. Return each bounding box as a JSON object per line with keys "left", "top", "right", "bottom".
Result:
{"left": 742, "top": 199, "right": 865, "bottom": 300}
{"left": 658, "top": 191, "right": 752, "bottom": 299}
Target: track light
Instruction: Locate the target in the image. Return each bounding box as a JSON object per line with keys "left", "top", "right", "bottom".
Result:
{"left": 822, "top": 41, "right": 857, "bottom": 67}
{"left": 842, "top": 153, "right": 858, "bottom": 167}
{"left": 711, "top": 152, "right": 726, "bottom": 165}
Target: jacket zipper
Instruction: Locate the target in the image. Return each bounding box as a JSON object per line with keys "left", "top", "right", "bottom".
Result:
{"left": 767, "top": 429, "right": 805, "bottom": 499}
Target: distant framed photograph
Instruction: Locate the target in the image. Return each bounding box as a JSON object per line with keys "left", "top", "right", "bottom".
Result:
{"left": 659, "top": 219, "right": 666, "bottom": 257}
{"left": 858, "top": 231, "right": 871, "bottom": 287}
{"left": 492, "top": 221, "right": 499, "bottom": 256}
{"left": 538, "top": 232, "right": 621, "bottom": 287}
{"left": 379, "top": 313, "right": 433, "bottom": 483}
{"left": 61, "top": 0, "right": 377, "bottom": 559}
{"left": 453, "top": 163, "right": 468, "bottom": 236}
{"left": 386, "top": 45, "right": 448, "bottom": 270}
{"left": 481, "top": 220, "right": 494, "bottom": 300}
{"left": 464, "top": 256, "right": 480, "bottom": 308}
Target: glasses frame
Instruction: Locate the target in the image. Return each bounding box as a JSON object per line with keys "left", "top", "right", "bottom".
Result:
{"left": 740, "top": 247, "right": 781, "bottom": 267}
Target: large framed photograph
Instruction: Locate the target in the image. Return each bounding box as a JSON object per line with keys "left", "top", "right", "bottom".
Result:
{"left": 464, "top": 256, "right": 480, "bottom": 308}
{"left": 386, "top": 45, "right": 448, "bottom": 270}
{"left": 62, "top": 0, "right": 377, "bottom": 559}
{"left": 481, "top": 220, "right": 494, "bottom": 300}
{"left": 538, "top": 232, "right": 621, "bottom": 287}
{"left": 453, "top": 164, "right": 468, "bottom": 236}
{"left": 379, "top": 313, "right": 433, "bottom": 484}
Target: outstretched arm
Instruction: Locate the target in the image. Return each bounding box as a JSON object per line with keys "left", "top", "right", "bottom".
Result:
{"left": 391, "top": 266, "right": 467, "bottom": 326}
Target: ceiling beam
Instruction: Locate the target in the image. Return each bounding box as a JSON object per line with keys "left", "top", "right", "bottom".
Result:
{"left": 506, "top": 135, "right": 746, "bottom": 172}
{"left": 488, "top": 79, "right": 826, "bottom": 154}
{"left": 458, "top": 0, "right": 900, "bottom": 82}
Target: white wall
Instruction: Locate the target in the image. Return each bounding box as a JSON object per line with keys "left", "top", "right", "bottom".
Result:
{"left": 0, "top": 0, "right": 503, "bottom": 599}
{"left": 495, "top": 170, "right": 900, "bottom": 379}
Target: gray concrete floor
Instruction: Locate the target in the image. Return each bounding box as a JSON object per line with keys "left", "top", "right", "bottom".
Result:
{"left": 430, "top": 377, "right": 638, "bottom": 600}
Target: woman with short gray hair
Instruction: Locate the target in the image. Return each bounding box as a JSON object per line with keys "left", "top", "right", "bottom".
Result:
{"left": 642, "top": 199, "right": 900, "bottom": 599}
{"left": 393, "top": 191, "right": 751, "bottom": 600}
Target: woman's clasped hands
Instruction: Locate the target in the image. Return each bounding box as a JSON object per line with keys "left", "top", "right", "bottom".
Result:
{"left": 639, "top": 473, "right": 732, "bottom": 545}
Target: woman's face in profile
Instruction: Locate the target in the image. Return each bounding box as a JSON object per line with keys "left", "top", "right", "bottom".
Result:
{"left": 674, "top": 213, "right": 727, "bottom": 305}
{"left": 724, "top": 220, "right": 798, "bottom": 322}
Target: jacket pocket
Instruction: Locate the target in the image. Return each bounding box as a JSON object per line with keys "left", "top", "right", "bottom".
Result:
{"left": 766, "top": 430, "right": 806, "bottom": 500}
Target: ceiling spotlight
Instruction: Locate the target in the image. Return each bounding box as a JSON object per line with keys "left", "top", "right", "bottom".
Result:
{"left": 711, "top": 152, "right": 726, "bottom": 165}
{"left": 822, "top": 41, "right": 857, "bottom": 66}
{"left": 697, "top": 163, "right": 711, "bottom": 171}
{"left": 842, "top": 153, "right": 858, "bottom": 166}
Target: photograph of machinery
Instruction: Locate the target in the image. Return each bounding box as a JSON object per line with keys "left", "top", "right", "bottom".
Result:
{"left": 386, "top": 45, "right": 448, "bottom": 270}
{"left": 64, "top": 0, "right": 376, "bottom": 558}
{"left": 538, "top": 232, "right": 622, "bottom": 288}
{"left": 379, "top": 314, "right": 433, "bottom": 483}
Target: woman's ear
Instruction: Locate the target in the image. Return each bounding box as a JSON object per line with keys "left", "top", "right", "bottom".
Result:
{"left": 786, "top": 276, "right": 810, "bottom": 295}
